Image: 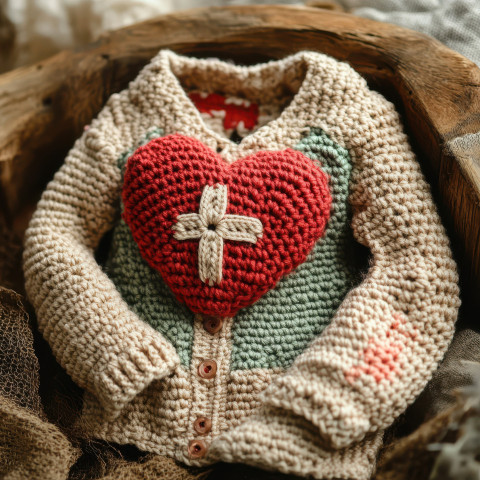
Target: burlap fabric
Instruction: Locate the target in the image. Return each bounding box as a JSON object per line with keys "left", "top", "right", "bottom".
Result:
{"left": 0, "top": 286, "right": 78, "bottom": 479}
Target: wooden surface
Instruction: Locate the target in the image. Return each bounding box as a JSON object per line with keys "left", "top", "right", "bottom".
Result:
{"left": 0, "top": 4, "right": 479, "bottom": 299}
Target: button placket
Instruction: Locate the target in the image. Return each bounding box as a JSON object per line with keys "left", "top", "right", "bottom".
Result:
{"left": 187, "top": 314, "right": 233, "bottom": 461}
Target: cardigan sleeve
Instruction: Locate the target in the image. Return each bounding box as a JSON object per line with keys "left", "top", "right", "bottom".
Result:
{"left": 261, "top": 90, "right": 460, "bottom": 449}
{"left": 23, "top": 104, "right": 180, "bottom": 420}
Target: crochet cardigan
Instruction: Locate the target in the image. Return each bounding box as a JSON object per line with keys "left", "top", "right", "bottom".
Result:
{"left": 23, "top": 49, "right": 460, "bottom": 480}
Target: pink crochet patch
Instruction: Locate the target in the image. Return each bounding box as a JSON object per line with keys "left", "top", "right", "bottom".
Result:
{"left": 345, "top": 313, "right": 418, "bottom": 384}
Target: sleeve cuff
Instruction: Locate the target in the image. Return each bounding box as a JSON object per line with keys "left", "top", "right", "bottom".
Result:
{"left": 210, "top": 405, "right": 382, "bottom": 480}
{"left": 94, "top": 332, "right": 180, "bottom": 419}
{"left": 261, "top": 374, "right": 372, "bottom": 449}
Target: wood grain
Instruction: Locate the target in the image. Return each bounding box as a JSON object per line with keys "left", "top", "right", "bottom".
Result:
{"left": 0, "top": 4, "right": 479, "bottom": 298}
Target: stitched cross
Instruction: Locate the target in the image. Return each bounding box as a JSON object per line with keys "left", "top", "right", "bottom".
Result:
{"left": 173, "top": 184, "right": 263, "bottom": 286}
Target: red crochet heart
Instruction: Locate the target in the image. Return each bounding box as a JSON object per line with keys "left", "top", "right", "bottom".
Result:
{"left": 122, "top": 134, "right": 331, "bottom": 317}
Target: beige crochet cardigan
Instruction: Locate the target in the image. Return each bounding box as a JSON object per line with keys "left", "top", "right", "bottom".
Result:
{"left": 23, "top": 50, "right": 460, "bottom": 479}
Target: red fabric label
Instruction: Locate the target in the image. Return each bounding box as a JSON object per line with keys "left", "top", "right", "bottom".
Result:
{"left": 189, "top": 92, "right": 259, "bottom": 131}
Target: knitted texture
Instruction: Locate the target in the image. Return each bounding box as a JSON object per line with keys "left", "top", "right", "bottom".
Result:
{"left": 0, "top": 288, "right": 79, "bottom": 480}
{"left": 231, "top": 127, "right": 356, "bottom": 370}
{"left": 0, "top": 288, "right": 42, "bottom": 415}
{"left": 0, "top": 396, "right": 79, "bottom": 480}
{"left": 260, "top": 87, "right": 461, "bottom": 451}
{"left": 105, "top": 127, "right": 195, "bottom": 368}
{"left": 105, "top": 217, "right": 195, "bottom": 367}
{"left": 209, "top": 406, "right": 383, "bottom": 480}
{"left": 188, "top": 90, "right": 281, "bottom": 141}
{"left": 122, "top": 134, "right": 331, "bottom": 317}
{"left": 22, "top": 49, "right": 460, "bottom": 480}
{"left": 107, "top": 128, "right": 353, "bottom": 370}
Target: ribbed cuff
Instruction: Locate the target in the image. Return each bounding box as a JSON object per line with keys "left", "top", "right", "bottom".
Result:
{"left": 262, "top": 374, "right": 371, "bottom": 449}
{"left": 95, "top": 332, "right": 179, "bottom": 419}
{"left": 209, "top": 406, "right": 382, "bottom": 480}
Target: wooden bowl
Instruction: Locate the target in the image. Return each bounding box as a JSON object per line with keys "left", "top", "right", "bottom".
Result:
{"left": 0, "top": 4, "right": 479, "bottom": 307}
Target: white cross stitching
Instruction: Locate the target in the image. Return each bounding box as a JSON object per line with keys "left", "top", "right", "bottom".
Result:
{"left": 173, "top": 184, "right": 263, "bottom": 286}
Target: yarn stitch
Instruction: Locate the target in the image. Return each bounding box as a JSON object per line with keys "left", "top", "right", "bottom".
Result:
{"left": 173, "top": 184, "right": 263, "bottom": 285}
{"left": 231, "top": 128, "right": 359, "bottom": 370}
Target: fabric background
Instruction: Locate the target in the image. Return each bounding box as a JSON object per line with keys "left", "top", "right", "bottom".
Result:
{"left": 338, "top": 0, "right": 480, "bottom": 67}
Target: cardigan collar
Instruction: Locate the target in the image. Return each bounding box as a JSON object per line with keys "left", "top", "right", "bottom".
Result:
{"left": 151, "top": 49, "right": 323, "bottom": 163}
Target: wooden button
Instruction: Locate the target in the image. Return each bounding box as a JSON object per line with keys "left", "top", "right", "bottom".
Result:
{"left": 188, "top": 439, "right": 207, "bottom": 459}
{"left": 198, "top": 360, "right": 217, "bottom": 379}
{"left": 194, "top": 416, "right": 212, "bottom": 435}
{"left": 202, "top": 316, "right": 223, "bottom": 334}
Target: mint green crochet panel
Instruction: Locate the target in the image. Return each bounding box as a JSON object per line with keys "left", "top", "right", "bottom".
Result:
{"left": 230, "top": 128, "right": 357, "bottom": 370}
{"left": 104, "top": 128, "right": 358, "bottom": 370}
{"left": 105, "top": 128, "right": 195, "bottom": 367}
